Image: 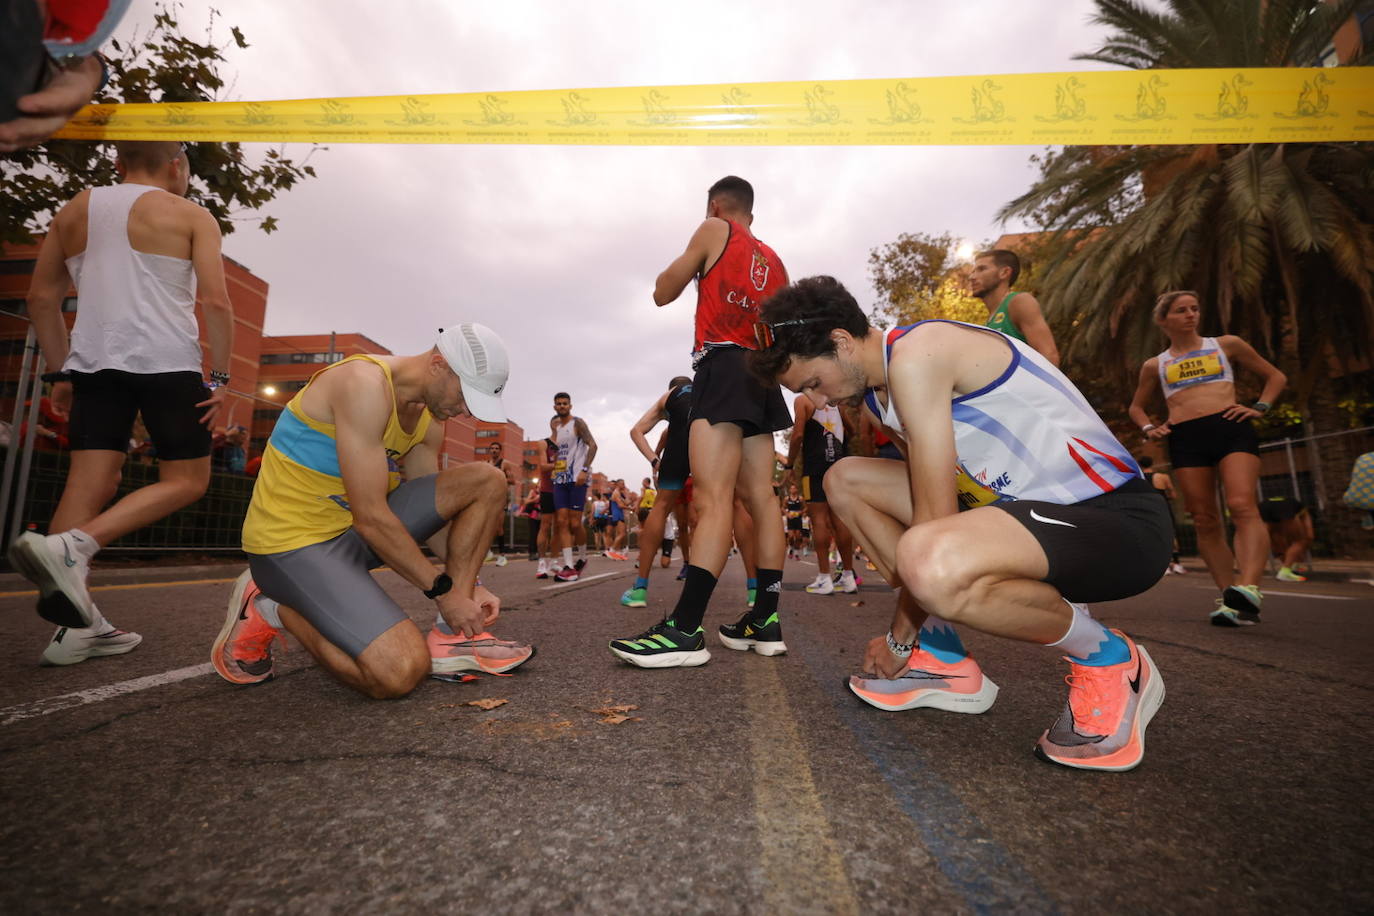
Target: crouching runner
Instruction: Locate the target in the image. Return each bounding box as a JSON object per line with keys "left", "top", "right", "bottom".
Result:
{"left": 751, "top": 277, "right": 1171, "bottom": 771}
{"left": 212, "top": 324, "right": 533, "bottom": 699}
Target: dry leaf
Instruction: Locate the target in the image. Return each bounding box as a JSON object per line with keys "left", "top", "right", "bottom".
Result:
{"left": 466, "top": 698, "right": 509, "bottom": 710}
{"left": 849, "top": 600, "right": 865, "bottom": 607}
{"left": 592, "top": 704, "right": 639, "bottom": 716}
{"left": 599, "top": 714, "right": 638, "bottom": 725}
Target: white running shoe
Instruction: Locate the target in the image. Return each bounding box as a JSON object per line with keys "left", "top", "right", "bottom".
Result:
{"left": 837, "top": 569, "right": 858, "bottom": 593}
{"left": 535, "top": 558, "right": 549, "bottom": 579}
{"left": 805, "top": 573, "right": 834, "bottom": 595}
{"left": 1170, "top": 563, "right": 1187, "bottom": 575}
{"left": 8, "top": 531, "right": 97, "bottom": 628}
{"left": 41, "top": 623, "right": 142, "bottom": 666}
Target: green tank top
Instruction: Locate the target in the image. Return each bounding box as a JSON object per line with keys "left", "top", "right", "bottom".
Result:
{"left": 985, "top": 292, "right": 1027, "bottom": 342}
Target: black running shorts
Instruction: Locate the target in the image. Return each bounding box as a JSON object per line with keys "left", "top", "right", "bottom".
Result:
{"left": 995, "top": 477, "right": 1172, "bottom": 604}
{"left": 802, "top": 462, "right": 837, "bottom": 504}
{"left": 690, "top": 346, "right": 791, "bottom": 438}
{"left": 68, "top": 369, "right": 212, "bottom": 460}
{"left": 539, "top": 491, "right": 556, "bottom": 515}
{"left": 658, "top": 436, "right": 691, "bottom": 490}
{"left": 1166, "top": 411, "right": 1259, "bottom": 469}
{"left": 247, "top": 475, "right": 447, "bottom": 658}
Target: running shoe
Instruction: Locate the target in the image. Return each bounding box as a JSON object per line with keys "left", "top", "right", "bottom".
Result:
{"left": 1276, "top": 566, "right": 1307, "bottom": 583}
{"left": 676, "top": 567, "right": 688, "bottom": 581}
{"left": 1213, "top": 584, "right": 1262, "bottom": 626}
{"left": 574, "top": 557, "right": 588, "bottom": 572}
{"left": 805, "top": 573, "right": 834, "bottom": 595}
{"left": 40, "top": 623, "right": 142, "bottom": 667}
{"left": 718, "top": 611, "right": 787, "bottom": 656}
{"left": 1035, "top": 631, "right": 1164, "bottom": 772}
{"left": 555, "top": 566, "right": 580, "bottom": 582}
{"left": 428, "top": 628, "right": 534, "bottom": 675}
{"left": 837, "top": 570, "right": 858, "bottom": 594}
{"left": 211, "top": 570, "right": 281, "bottom": 685}
{"left": 7, "top": 531, "right": 97, "bottom": 628}
{"left": 848, "top": 649, "right": 998, "bottom": 713}
{"left": 1171, "top": 562, "right": 1186, "bottom": 574}
{"left": 535, "top": 559, "right": 550, "bottom": 579}
{"left": 620, "top": 586, "right": 648, "bottom": 608}
{"left": 609, "top": 619, "right": 710, "bottom": 668}
{"left": 1208, "top": 598, "right": 1250, "bottom": 627}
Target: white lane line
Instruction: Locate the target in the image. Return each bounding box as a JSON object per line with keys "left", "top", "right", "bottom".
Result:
{"left": 540, "top": 571, "right": 622, "bottom": 590}
{"left": 2, "top": 663, "right": 214, "bottom": 726}
{"left": 1181, "top": 584, "right": 1358, "bottom": 601}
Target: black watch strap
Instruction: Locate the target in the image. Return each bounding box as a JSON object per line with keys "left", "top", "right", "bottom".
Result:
{"left": 423, "top": 572, "right": 453, "bottom": 600}
{"left": 40, "top": 370, "right": 73, "bottom": 383}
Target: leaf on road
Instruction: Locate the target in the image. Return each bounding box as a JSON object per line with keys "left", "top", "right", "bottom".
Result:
{"left": 592, "top": 703, "right": 639, "bottom": 724}
{"left": 466, "top": 698, "right": 509, "bottom": 710}
{"left": 850, "top": 600, "right": 865, "bottom": 607}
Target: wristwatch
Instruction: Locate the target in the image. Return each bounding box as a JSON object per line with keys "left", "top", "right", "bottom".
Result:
{"left": 40, "top": 370, "right": 73, "bottom": 383}
{"left": 1252, "top": 401, "right": 1271, "bottom": 414}
{"left": 423, "top": 572, "right": 453, "bottom": 600}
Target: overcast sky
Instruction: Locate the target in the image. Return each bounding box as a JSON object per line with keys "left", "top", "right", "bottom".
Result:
{"left": 112, "top": 0, "right": 1113, "bottom": 481}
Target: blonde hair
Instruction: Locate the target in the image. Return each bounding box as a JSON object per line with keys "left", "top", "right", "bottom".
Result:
{"left": 1152, "top": 289, "right": 1199, "bottom": 323}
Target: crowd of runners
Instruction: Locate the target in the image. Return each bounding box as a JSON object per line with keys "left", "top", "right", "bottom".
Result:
{"left": 9, "top": 148, "right": 1297, "bottom": 772}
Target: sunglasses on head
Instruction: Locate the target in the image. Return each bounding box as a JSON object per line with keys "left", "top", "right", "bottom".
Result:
{"left": 752, "top": 317, "right": 828, "bottom": 350}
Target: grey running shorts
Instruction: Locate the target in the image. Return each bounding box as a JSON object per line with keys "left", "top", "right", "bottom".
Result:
{"left": 247, "top": 475, "right": 446, "bottom": 658}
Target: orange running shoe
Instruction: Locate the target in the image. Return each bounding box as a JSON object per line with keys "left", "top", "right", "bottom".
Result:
{"left": 212, "top": 570, "right": 282, "bottom": 685}
{"left": 428, "top": 628, "right": 535, "bottom": 675}
{"left": 1035, "top": 630, "right": 1164, "bottom": 772}
{"left": 848, "top": 649, "right": 998, "bottom": 713}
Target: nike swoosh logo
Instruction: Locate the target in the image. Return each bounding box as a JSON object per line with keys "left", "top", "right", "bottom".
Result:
{"left": 1128, "top": 656, "right": 1143, "bottom": 693}
{"left": 62, "top": 542, "right": 77, "bottom": 567}
{"left": 1029, "top": 510, "right": 1076, "bottom": 528}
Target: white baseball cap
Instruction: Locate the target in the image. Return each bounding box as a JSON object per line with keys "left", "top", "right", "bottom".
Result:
{"left": 435, "top": 323, "right": 509, "bottom": 422}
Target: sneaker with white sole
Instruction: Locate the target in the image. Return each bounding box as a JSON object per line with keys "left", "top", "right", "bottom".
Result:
{"left": 211, "top": 570, "right": 282, "bottom": 685}
{"left": 428, "top": 629, "right": 534, "bottom": 675}
{"left": 848, "top": 649, "right": 998, "bottom": 713}
{"left": 609, "top": 619, "right": 710, "bottom": 668}
{"left": 41, "top": 623, "right": 142, "bottom": 666}
{"left": 718, "top": 611, "right": 787, "bottom": 656}
{"left": 7, "top": 531, "right": 97, "bottom": 628}
{"left": 837, "top": 569, "right": 858, "bottom": 593}
{"left": 805, "top": 573, "right": 834, "bottom": 595}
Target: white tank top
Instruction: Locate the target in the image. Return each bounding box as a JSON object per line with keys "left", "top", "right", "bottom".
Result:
{"left": 1155, "top": 337, "right": 1234, "bottom": 400}
{"left": 64, "top": 183, "right": 202, "bottom": 374}
{"left": 551, "top": 417, "right": 589, "bottom": 485}
{"left": 864, "top": 321, "right": 1142, "bottom": 508}
{"left": 813, "top": 405, "right": 845, "bottom": 444}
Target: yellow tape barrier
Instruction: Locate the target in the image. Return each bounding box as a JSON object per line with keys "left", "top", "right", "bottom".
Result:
{"left": 52, "top": 69, "right": 1374, "bottom": 146}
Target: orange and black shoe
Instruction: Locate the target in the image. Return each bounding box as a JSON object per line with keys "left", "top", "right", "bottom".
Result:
{"left": 211, "top": 570, "right": 281, "bottom": 686}
{"left": 1035, "top": 631, "right": 1164, "bottom": 772}
{"left": 848, "top": 649, "right": 998, "bottom": 713}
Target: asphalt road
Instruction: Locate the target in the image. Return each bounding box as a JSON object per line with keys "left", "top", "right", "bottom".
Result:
{"left": 1, "top": 555, "right": 1371, "bottom": 914}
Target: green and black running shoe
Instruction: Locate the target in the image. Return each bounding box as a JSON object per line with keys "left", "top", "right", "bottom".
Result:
{"left": 609, "top": 619, "right": 710, "bottom": 668}
{"left": 718, "top": 611, "right": 787, "bottom": 657}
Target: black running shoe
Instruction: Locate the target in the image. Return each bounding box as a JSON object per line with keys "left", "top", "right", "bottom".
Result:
{"left": 609, "top": 619, "right": 709, "bottom": 668}
{"left": 718, "top": 611, "right": 787, "bottom": 657}
{"left": 1222, "top": 584, "right": 1262, "bottom": 623}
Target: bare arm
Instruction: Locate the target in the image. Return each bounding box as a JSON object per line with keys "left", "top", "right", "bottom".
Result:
{"left": 1222, "top": 336, "right": 1287, "bottom": 408}
{"left": 1007, "top": 293, "right": 1059, "bottom": 367}
{"left": 26, "top": 208, "right": 74, "bottom": 371}
{"left": 1128, "top": 359, "right": 1169, "bottom": 440}
{"left": 886, "top": 326, "right": 964, "bottom": 526}
{"left": 630, "top": 391, "right": 671, "bottom": 465}
{"left": 575, "top": 417, "right": 598, "bottom": 475}
{"left": 785, "top": 395, "right": 814, "bottom": 469}
{"left": 334, "top": 367, "right": 441, "bottom": 591}
{"left": 653, "top": 218, "right": 728, "bottom": 306}
{"left": 190, "top": 207, "right": 235, "bottom": 426}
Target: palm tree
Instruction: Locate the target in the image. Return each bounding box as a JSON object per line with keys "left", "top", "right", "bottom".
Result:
{"left": 999, "top": 0, "right": 1374, "bottom": 410}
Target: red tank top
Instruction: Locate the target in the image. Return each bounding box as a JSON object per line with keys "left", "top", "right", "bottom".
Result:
{"left": 694, "top": 220, "right": 788, "bottom": 351}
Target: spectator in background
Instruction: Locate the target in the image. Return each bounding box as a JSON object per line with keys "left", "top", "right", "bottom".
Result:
{"left": 20, "top": 394, "right": 70, "bottom": 451}
{"left": 212, "top": 425, "right": 247, "bottom": 474}
{"left": 1259, "top": 496, "right": 1313, "bottom": 582}
{"left": 1343, "top": 451, "right": 1374, "bottom": 531}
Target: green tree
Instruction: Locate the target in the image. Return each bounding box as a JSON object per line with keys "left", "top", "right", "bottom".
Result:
{"left": 999, "top": 0, "right": 1374, "bottom": 412}
{"left": 1, "top": 3, "right": 320, "bottom": 245}
{"left": 867, "top": 231, "right": 986, "bottom": 326}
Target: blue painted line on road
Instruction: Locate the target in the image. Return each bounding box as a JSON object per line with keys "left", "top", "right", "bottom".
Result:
{"left": 789, "top": 626, "right": 1058, "bottom": 915}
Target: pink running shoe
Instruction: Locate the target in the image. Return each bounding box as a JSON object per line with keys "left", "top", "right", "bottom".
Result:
{"left": 848, "top": 649, "right": 999, "bottom": 713}
{"left": 555, "top": 566, "right": 580, "bottom": 582}
{"left": 427, "top": 628, "right": 535, "bottom": 675}
{"left": 212, "top": 570, "right": 282, "bottom": 685}
{"left": 1035, "top": 631, "right": 1164, "bottom": 772}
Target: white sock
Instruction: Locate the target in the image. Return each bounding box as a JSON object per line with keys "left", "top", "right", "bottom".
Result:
{"left": 1046, "top": 600, "right": 1109, "bottom": 658}
{"left": 48, "top": 528, "right": 99, "bottom": 563}
{"left": 84, "top": 605, "right": 110, "bottom": 632}
{"left": 562, "top": 547, "right": 574, "bottom": 567}
{"left": 252, "top": 594, "right": 283, "bottom": 629}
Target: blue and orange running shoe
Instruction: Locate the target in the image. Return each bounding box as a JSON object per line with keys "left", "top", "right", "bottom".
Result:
{"left": 1035, "top": 631, "right": 1164, "bottom": 772}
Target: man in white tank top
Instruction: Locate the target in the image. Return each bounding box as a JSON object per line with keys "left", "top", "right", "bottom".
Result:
{"left": 8, "top": 140, "right": 235, "bottom": 667}
{"left": 751, "top": 276, "right": 1174, "bottom": 773}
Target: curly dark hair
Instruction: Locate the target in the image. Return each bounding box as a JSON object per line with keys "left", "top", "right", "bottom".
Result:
{"left": 749, "top": 276, "right": 872, "bottom": 384}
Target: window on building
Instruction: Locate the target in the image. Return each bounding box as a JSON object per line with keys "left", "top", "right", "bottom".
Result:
{"left": 476, "top": 429, "right": 501, "bottom": 438}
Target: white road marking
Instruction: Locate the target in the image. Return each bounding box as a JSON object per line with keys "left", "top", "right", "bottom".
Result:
{"left": 1181, "top": 584, "right": 1358, "bottom": 601}
{"left": 540, "top": 570, "right": 622, "bottom": 590}
{"left": 2, "top": 663, "right": 214, "bottom": 726}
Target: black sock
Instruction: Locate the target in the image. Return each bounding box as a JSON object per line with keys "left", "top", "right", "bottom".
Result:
{"left": 668, "top": 565, "right": 718, "bottom": 632}
{"left": 752, "top": 568, "right": 783, "bottom": 621}
{"left": 1172, "top": 551, "right": 1180, "bottom": 563}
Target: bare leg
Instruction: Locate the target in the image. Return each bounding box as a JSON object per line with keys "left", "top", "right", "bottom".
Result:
{"left": 737, "top": 433, "right": 784, "bottom": 570}
{"left": 52, "top": 453, "right": 209, "bottom": 547}
{"left": 278, "top": 610, "right": 428, "bottom": 699}
{"left": 809, "top": 502, "right": 834, "bottom": 575}
{"left": 1218, "top": 452, "right": 1266, "bottom": 586}
{"left": 1174, "top": 466, "right": 1233, "bottom": 591}
{"left": 733, "top": 496, "right": 758, "bottom": 578}
{"left": 685, "top": 418, "right": 744, "bottom": 575}
{"left": 636, "top": 489, "right": 681, "bottom": 580}
{"left": 825, "top": 457, "right": 912, "bottom": 584}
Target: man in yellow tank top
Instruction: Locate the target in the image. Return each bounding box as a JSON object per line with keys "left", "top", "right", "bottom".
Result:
{"left": 211, "top": 324, "right": 534, "bottom": 699}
